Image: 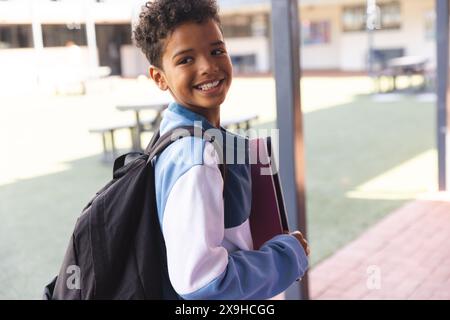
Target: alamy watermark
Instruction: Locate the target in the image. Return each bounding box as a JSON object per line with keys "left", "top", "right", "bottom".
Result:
{"left": 66, "top": 265, "right": 81, "bottom": 290}
{"left": 366, "top": 265, "right": 382, "bottom": 290}
{"left": 168, "top": 121, "right": 280, "bottom": 176}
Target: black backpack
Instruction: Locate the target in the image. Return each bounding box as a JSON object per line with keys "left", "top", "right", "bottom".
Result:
{"left": 43, "top": 126, "right": 223, "bottom": 300}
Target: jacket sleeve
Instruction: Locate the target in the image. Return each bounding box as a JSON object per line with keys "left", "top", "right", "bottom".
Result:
{"left": 161, "top": 143, "right": 308, "bottom": 300}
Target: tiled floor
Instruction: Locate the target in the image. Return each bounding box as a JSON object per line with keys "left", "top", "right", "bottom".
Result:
{"left": 309, "top": 192, "right": 450, "bottom": 300}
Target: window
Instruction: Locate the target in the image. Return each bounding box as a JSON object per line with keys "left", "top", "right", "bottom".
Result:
{"left": 222, "top": 15, "right": 252, "bottom": 38}
{"left": 380, "top": 2, "right": 401, "bottom": 30}
{"left": 0, "top": 24, "right": 33, "bottom": 49}
{"left": 221, "top": 14, "right": 269, "bottom": 38}
{"left": 95, "top": 24, "right": 132, "bottom": 75}
{"left": 231, "top": 54, "right": 256, "bottom": 73}
{"left": 42, "top": 23, "right": 87, "bottom": 47}
{"left": 342, "top": 6, "right": 366, "bottom": 32}
{"left": 424, "top": 10, "right": 435, "bottom": 40}
{"left": 302, "top": 20, "right": 330, "bottom": 45}
{"left": 342, "top": 1, "right": 401, "bottom": 32}
{"left": 251, "top": 14, "right": 268, "bottom": 37}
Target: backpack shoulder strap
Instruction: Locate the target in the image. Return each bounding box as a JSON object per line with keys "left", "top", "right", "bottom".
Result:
{"left": 146, "top": 126, "right": 226, "bottom": 181}
{"left": 147, "top": 128, "right": 161, "bottom": 151}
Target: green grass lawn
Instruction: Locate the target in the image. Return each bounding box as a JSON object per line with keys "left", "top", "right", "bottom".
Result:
{"left": 0, "top": 79, "right": 435, "bottom": 299}
{"left": 0, "top": 156, "right": 111, "bottom": 299}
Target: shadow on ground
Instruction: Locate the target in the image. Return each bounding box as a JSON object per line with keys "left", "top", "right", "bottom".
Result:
{"left": 0, "top": 155, "right": 112, "bottom": 299}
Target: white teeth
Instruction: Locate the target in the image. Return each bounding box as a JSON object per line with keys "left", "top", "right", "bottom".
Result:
{"left": 198, "top": 80, "right": 220, "bottom": 91}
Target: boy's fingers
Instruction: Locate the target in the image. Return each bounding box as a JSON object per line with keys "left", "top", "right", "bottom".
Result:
{"left": 289, "top": 231, "right": 310, "bottom": 256}
{"left": 302, "top": 241, "right": 310, "bottom": 256}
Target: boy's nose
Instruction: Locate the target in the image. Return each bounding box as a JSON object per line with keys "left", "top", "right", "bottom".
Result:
{"left": 199, "top": 57, "right": 219, "bottom": 74}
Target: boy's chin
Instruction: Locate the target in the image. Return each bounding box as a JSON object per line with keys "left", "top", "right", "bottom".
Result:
{"left": 195, "top": 98, "right": 225, "bottom": 109}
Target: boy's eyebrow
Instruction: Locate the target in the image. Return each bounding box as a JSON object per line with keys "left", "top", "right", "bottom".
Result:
{"left": 210, "top": 40, "right": 225, "bottom": 47}
{"left": 172, "top": 41, "right": 226, "bottom": 60}
{"left": 172, "top": 48, "right": 194, "bottom": 60}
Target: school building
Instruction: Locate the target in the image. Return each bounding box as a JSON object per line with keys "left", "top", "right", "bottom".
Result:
{"left": 220, "top": 0, "right": 437, "bottom": 73}
{"left": 0, "top": 0, "right": 438, "bottom": 88}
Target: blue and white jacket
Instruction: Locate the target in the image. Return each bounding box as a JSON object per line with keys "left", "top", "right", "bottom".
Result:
{"left": 154, "top": 102, "right": 308, "bottom": 300}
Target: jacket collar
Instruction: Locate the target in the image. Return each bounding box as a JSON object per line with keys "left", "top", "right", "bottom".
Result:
{"left": 168, "top": 102, "right": 217, "bottom": 131}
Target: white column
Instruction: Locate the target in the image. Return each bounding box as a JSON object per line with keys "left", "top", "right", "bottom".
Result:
{"left": 31, "top": 0, "right": 44, "bottom": 85}
{"left": 84, "top": 0, "right": 99, "bottom": 78}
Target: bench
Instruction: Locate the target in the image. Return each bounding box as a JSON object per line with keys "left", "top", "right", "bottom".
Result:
{"left": 90, "top": 113, "right": 259, "bottom": 163}
{"left": 89, "top": 116, "right": 157, "bottom": 162}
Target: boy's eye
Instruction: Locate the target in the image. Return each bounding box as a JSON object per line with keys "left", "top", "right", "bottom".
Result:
{"left": 212, "top": 48, "right": 225, "bottom": 56}
{"left": 178, "top": 57, "right": 193, "bottom": 65}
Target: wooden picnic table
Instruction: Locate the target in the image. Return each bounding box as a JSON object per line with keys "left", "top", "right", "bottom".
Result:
{"left": 90, "top": 101, "right": 258, "bottom": 163}
{"left": 117, "top": 100, "right": 259, "bottom": 152}
{"left": 387, "top": 55, "right": 428, "bottom": 69}
{"left": 116, "top": 101, "right": 170, "bottom": 151}
{"left": 375, "top": 55, "right": 429, "bottom": 93}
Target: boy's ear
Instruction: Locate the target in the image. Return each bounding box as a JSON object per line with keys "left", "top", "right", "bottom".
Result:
{"left": 149, "top": 66, "right": 168, "bottom": 91}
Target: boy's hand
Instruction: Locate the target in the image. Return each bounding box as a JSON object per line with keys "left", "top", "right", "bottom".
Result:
{"left": 285, "top": 230, "right": 310, "bottom": 257}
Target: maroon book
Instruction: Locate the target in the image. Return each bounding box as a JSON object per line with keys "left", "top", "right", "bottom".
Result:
{"left": 249, "top": 137, "right": 289, "bottom": 250}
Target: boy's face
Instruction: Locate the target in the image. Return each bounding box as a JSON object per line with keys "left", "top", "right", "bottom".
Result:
{"left": 150, "top": 19, "right": 233, "bottom": 113}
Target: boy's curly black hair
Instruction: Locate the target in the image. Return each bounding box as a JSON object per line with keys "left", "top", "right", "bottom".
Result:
{"left": 133, "top": 0, "right": 221, "bottom": 69}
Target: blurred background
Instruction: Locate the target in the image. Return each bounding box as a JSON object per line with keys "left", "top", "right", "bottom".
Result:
{"left": 0, "top": 0, "right": 447, "bottom": 300}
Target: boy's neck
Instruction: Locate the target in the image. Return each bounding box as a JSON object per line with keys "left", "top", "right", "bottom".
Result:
{"left": 182, "top": 104, "right": 221, "bottom": 128}
{"left": 204, "top": 109, "right": 220, "bottom": 128}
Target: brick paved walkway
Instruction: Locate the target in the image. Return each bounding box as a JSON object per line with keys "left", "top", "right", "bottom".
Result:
{"left": 309, "top": 192, "right": 450, "bottom": 300}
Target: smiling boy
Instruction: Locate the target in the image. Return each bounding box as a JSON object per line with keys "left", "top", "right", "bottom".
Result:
{"left": 149, "top": 19, "right": 231, "bottom": 128}
{"left": 134, "top": 0, "right": 309, "bottom": 300}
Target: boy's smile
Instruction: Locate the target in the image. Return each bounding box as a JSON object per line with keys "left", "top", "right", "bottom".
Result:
{"left": 150, "top": 19, "right": 233, "bottom": 127}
